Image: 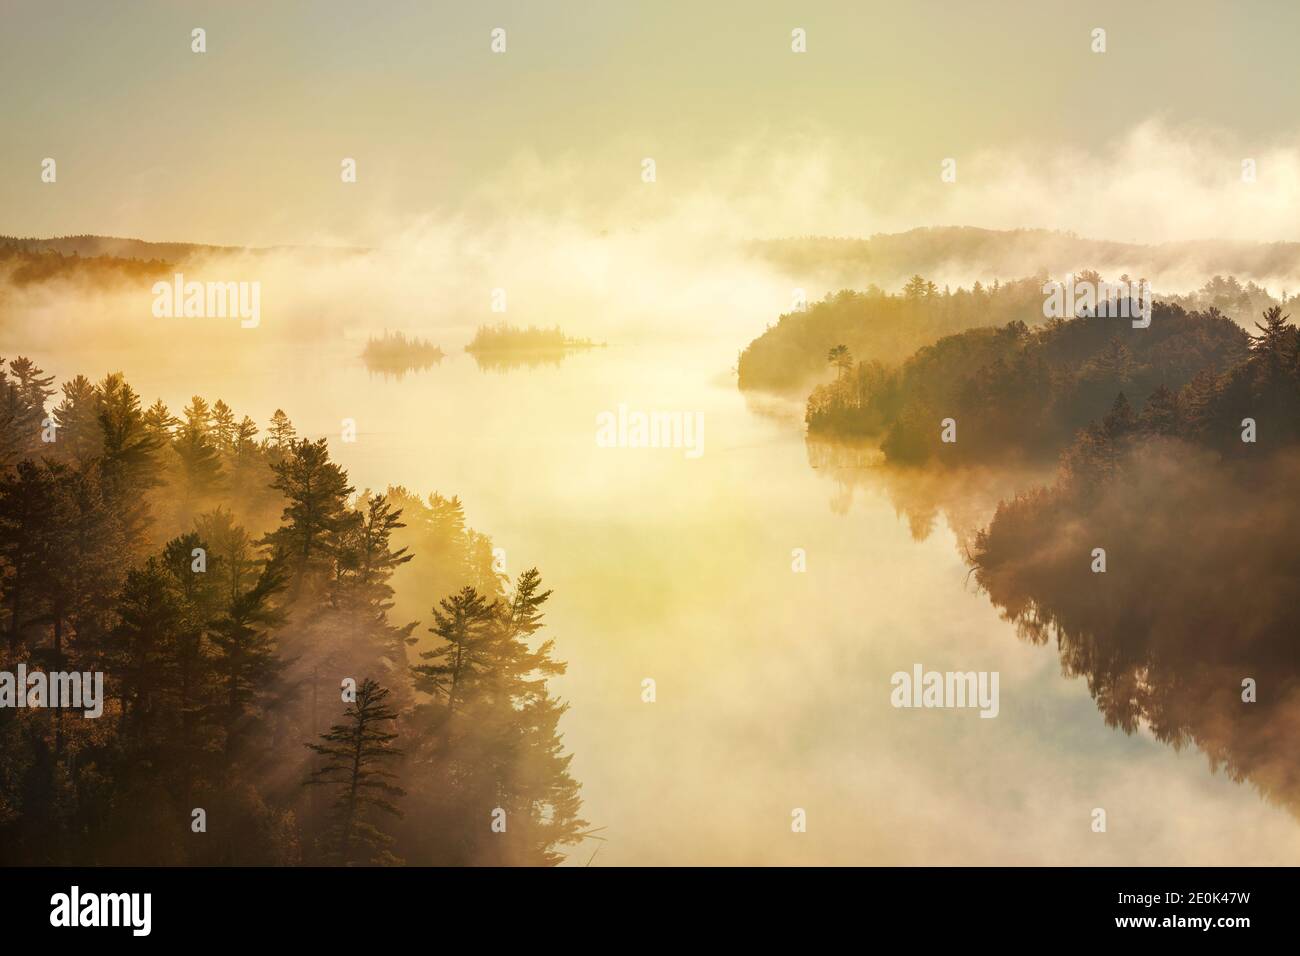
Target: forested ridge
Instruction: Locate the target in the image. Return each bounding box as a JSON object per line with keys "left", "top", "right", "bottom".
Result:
{"left": 0, "top": 361, "right": 588, "bottom": 865}
{"left": 968, "top": 306, "right": 1300, "bottom": 815}
{"left": 737, "top": 275, "right": 1053, "bottom": 392}
{"left": 772, "top": 275, "right": 1300, "bottom": 812}
{"left": 740, "top": 271, "right": 1281, "bottom": 397}
{"left": 749, "top": 228, "right": 1300, "bottom": 296}
{"left": 0, "top": 241, "right": 175, "bottom": 288}
{"left": 806, "top": 301, "right": 1259, "bottom": 463}
{"left": 776, "top": 277, "right": 1300, "bottom": 815}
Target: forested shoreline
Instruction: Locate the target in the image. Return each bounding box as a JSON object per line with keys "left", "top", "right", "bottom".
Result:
{"left": 806, "top": 301, "right": 1257, "bottom": 462}
{"left": 737, "top": 275, "right": 1054, "bottom": 392}
{"left": 969, "top": 306, "right": 1300, "bottom": 816}
{"left": 769, "top": 280, "right": 1300, "bottom": 815}
{"left": 0, "top": 362, "right": 588, "bottom": 865}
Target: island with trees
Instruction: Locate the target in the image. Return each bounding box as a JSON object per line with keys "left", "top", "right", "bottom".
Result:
{"left": 465, "top": 323, "right": 603, "bottom": 371}
{"left": 361, "top": 330, "right": 445, "bottom": 379}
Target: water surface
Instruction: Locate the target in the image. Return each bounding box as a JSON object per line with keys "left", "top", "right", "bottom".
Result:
{"left": 23, "top": 331, "right": 1300, "bottom": 865}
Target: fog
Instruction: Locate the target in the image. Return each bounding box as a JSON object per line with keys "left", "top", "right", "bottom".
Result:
{"left": 10, "top": 119, "right": 1300, "bottom": 361}
{"left": 5, "top": 118, "right": 1300, "bottom": 864}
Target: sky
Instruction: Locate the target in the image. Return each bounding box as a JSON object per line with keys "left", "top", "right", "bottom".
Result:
{"left": 4, "top": 0, "right": 1300, "bottom": 247}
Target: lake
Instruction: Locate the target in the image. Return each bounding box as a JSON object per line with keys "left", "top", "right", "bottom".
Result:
{"left": 19, "top": 325, "right": 1300, "bottom": 865}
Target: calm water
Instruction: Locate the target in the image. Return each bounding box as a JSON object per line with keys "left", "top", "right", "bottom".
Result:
{"left": 23, "top": 331, "right": 1300, "bottom": 865}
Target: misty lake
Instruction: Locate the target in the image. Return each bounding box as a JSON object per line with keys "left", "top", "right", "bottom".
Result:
{"left": 22, "top": 329, "right": 1300, "bottom": 865}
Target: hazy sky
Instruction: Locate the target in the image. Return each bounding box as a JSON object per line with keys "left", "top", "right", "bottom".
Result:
{"left": 4, "top": 0, "right": 1300, "bottom": 246}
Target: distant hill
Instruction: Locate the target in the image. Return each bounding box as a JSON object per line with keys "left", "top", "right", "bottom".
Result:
{"left": 738, "top": 277, "right": 1053, "bottom": 393}
{"left": 748, "top": 227, "right": 1300, "bottom": 290}
{"left": 0, "top": 234, "right": 368, "bottom": 262}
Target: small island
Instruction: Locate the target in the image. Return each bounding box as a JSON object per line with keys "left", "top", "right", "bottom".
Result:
{"left": 465, "top": 322, "right": 603, "bottom": 371}
{"left": 362, "top": 330, "right": 445, "bottom": 378}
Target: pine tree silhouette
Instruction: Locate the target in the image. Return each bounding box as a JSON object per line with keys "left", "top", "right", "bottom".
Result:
{"left": 305, "top": 678, "right": 405, "bottom": 865}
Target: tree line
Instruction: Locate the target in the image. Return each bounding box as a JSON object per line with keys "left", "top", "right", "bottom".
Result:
{"left": 738, "top": 275, "right": 1062, "bottom": 392}
{"left": 968, "top": 307, "right": 1300, "bottom": 816}
{"left": 0, "top": 242, "right": 174, "bottom": 287}
{"left": 804, "top": 301, "right": 1273, "bottom": 463}
{"left": 0, "top": 362, "right": 589, "bottom": 865}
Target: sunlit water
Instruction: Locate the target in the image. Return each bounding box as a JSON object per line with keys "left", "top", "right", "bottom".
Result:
{"left": 21, "top": 332, "right": 1300, "bottom": 865}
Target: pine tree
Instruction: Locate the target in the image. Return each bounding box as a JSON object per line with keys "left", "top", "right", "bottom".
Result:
{"left": 182, "top": 396, "right": 212, "bottom": 438}
{"left": 0, "top": 362, "right": 21, "bottom": 471}
{"left": 194, "top": 507, "right": 254, "bottom": 605}
{"left": 208, "top": 555, "right": 287, "bottom": 755}
{"left": 412, "top": 586, "right": 499, "bottom": 714}
{"left": 41, "top": 457, "right": 122, "bottom": 671}
{"left": 305, "top": 678, "right": 405, "bottom": 865}
{"left": 265, "top": 438, "right": 354, "bottom": 575}
{"left": 111, "top": 557, "right": 184, "bottom": 739}
{"left": 49, "top": 459, "right": 123, "bottom": 672}
{"left": 408, "top": 571, "right": 587, "bottom": 865}
{"left": 430, "top": 492, "right": 467, "bottom": 541}
{"left": 142, "top": 398, "right": 179, "bottom": 444}
{"left": 0, "top": 357, "right": 54, "bottom": 470}
{"left": 335, "top": 494, "right": 416, "bottom": 659}
{"left": 1250, "top": 306, "right": 1291, "bottom": 357}
{"left": 209, "top": 400, "right": 237, "bottom": 451}
{"left": 95, "top": 373, "right": 161, "bottom": 547}
{"left": 51, "top": 375, "right": 102, "bottom": 462}
{"left": 266, "top": 409, "right": 296, "bottom": 450}
{"left": 903, "top": 274, "right": 929, "bottom": 299}
{"left": 174, "top": 414, "right": 225, "bottom": 503}
{"left": 8, "top": 357, "right": 55, "bottom": 434}
{"left": 229, "top": 417, "right": 262, "bottom": 495}
{"left": 162, "top": 531, "right": 222, "bottom": 620}
{"left": 414, "top": 492, "right": 477, "bottom": 596}
{"left": 1247, "top": 306, "right": 1299, "bottom": 410}
{"left": 0, "top": 460, "right": 66, "bottom": 658}
{"left": 233, "top": 416, "right": 259, "bottom": 454}
{"left": 160, "top": 532, "right": 222, "bottom": 807}
{"left": 349, "top": 495, "right": 413, "bottom": 589}
{"left": 476, "top": 569, "right": 586, "bottom": 865}
{"left": 827, "top": 344, "right": 852, "bottom": 378}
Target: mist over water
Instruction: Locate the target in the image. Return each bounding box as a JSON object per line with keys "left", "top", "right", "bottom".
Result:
{"left": 15, "top": 304, "right": 1300, "bottom": 864}
{"left": 9, "top": 0, "right": 1300, "bottom": 881}
{"left": 7, "top": 112, "right": 1300, "bottom": 864}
